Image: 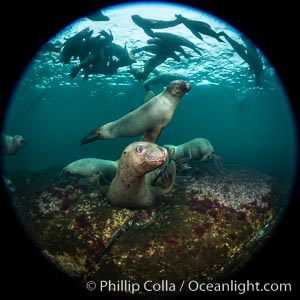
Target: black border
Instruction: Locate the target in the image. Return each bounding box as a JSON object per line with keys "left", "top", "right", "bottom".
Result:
{"left": 0, "top": 1, "right": 298, "bottom": 298}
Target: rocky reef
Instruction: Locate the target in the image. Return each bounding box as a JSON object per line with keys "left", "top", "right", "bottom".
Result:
{"left": 8, "top": 163, "right": 286, "bottom": 295}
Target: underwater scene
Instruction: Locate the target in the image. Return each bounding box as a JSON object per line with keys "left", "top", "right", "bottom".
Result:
{"left": 1, "top": 1, "right": 298, "bottom": 296}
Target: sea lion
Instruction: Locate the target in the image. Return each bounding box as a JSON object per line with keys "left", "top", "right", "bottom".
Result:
{"left": 164, "top": 138, "right": 224, "bottom": 173}
{"left": 108, "top": 43, "right": 136, "bottom": 68}
{"left": 152, "top": 32, "right": 202, "bottom": 56}
{"left": 26, "top": 88, "right": 47, "bottom": 115}
{"left": 107, "top": 141, "right": 176, "bottom": 208}
{"left": 175, "top": 14, "right": 224, "bottom": 43}
{"left": 219, "top": 31, "right": 263, "bottom": 86}
{"left": 129, "top": 53, "right": 171, "bottom": 81}
{"left": 131, "top": 15, "right": 181, "bottom": 37}
{"left": 70, "top": 30, "right": 116, "bottom": 79}
{"left": 71, "top": 36, "right": 136, "bottom": 80}
{"left": 87, "top": 10, "right": 110, "bottom": 21}
{"left": 241, "top": 34, "right": 264, "bottom": 86}
{"left": 130, "top": 44, "right": 181, "bottom": 62}
{"left": 143, "top": 71, "right": 182, "bottom": 91}
{"left": 2, "top": 133, "right": 27, "bottom": 156}
{"left": 60, "top": 158, "right": 118, "bottom": 185}
{"left": 218, "top": 31, "right": 249, "bottom": 63}
{"left": 40, "top": 41, "right": 62, "bottom": 53}
{"left": 60, "top": 27, "right": 93, "bottom": 64}
{"left": 80, "top": 80, "right": 191, "bottom": 145}
{"left": 147, "top": 37, "right": 192, "bottom": 59}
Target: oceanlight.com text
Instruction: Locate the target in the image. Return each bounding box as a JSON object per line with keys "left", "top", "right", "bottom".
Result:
{"left": 86, "top": 279, "right": 292, "bottom": 294}
{"left": 187, "top": 280, "right": 292, "bottom": 294}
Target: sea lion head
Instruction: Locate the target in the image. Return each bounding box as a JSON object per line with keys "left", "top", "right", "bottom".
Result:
{"left": 175, "top": 14, "right": 184, "bottom": 21}
{"left": 131, "top": 15, "right": 143, "bottom": 26}
{"left": 121, "top": 142, "right": 168, "bottom": 175}
{"left": 13, "top": 135, "right": 27, "bottom": 149}
{"left": 166, "top": 80, "right": 191, "bottom": 99}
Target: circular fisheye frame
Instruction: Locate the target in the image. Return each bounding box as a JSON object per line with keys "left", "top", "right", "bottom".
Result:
{"left": 1, "top": 1, "right": 298, "bottom": 297}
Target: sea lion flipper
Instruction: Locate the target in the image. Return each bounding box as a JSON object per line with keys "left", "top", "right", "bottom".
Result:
{"left": 143, "top": 28, "right": 155, "bottom": 38}
{"left": 255, "top": 77, "right": 263, "bottom": 87}
{"left": 142, "top": 127, "right": 162, "bottom": 143}
{"left": 213, "top": 153, "right": 225, "bottom": 175}
{"left": 80, "top": 130, "right": 100, "bottom": 146}
{"left": 189, "top": 28, "right": 204, "bottom": 41}
{"left": 70, "top": 66, "right": 81, "bottom": 79}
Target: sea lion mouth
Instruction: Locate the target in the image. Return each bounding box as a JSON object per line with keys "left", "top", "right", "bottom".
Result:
{"left": 184, "top": 83, "right": 192, "bottom": 92}
{"left": 145, "top": 147, "right": 167, "bottom": 164}
{"left": 178, "top": 82, "right": 191, "bottom": 93}
{"left": 141, "top": 146, "right": 168, "bottom": 172}
{"left": 21, "top": 139, "right": 28, "bottom": 146}
{"left": 157, "top": 146, "right": 168, "bottom": 163}
{"left": 172, "top": 81, "right": 192, "bottom": 94}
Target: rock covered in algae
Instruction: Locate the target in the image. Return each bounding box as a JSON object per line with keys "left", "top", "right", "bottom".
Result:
{"left": 10, "top": 163, "right": 285, "bottom": 294}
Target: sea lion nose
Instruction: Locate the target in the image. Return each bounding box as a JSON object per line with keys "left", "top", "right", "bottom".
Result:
{"left": 185, "top": 83, "right": 192, "bottom": 92}
{"left": 162, "top": 147, "right": 168, "bottom": 159}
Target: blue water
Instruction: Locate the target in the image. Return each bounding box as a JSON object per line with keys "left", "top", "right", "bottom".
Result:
{"left": 2, "top": 2, "right": 298, "bottom": 186}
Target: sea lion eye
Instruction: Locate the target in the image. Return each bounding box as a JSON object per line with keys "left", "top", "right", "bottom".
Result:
{"left": 175, "top": 87, "right": 182, "bottom": 93}
{"left": 136, "top": 144, "right": 144, "bottom": 153}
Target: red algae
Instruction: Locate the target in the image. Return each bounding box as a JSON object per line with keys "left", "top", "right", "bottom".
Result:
{"left": 194, "top": 223, "right": 212, "bottom": 239}
{"left": 165, "top": 236, "right": 180, "bottom": 246}
{"left": 75, "top": 214, "right": 92, "bottom": 228}
{"left": 187, "top": 197, "right": 213, "bottom": 214}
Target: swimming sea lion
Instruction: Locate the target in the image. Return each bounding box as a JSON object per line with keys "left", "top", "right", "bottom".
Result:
{"left": 147, "top": 38, "right": 192, "bottom": 59}
{"left": 87, "top": 10, "right": 110, "bottom": 21}
{"left": 60, "top": 27, "right": 93, "bottom": 64}
{"left": 108, "top": 43, "right": 136, "bottom": 67}
{"left": 143, "top": 71, "right": 182, "bottom": 91}
{"left": 218, "top": 31, "right": 249, "bottom": 63}
{"left": 2, "top": 133, "right": 27, "bottom": 156}
{"left": 219, "top": 32, "right": 263, "bottom": 86}
{"left": 241, "top": 34, "right": 263, "bottom": 86}
{"left": 80, "top": 80, "right": 191, "bottom": 145}
{"left": 40, "top": 41, "right": 62, "bottom": 53}
{"left": 131, "top": 15, "right": 181, "bottom": 37}
{"left": 130, "top": 53, "right": 171, "bottom": 81}
{"left": 175, "top": 14, "right": 224, "bottom": 42}
{"left": 152, "top": 32, "right": 202, "bottom": 56}
{"left": 130, "top": 44, "right": 181, "bottom": 62}
{"left": 26, "top": 88, "right": 47, "bottom": 115}
{"left": 60, "top": 158, "right": 118, "bottom": 185}
{"left": 164, "top": 138, "right": 224, "bottom": 173}
{"left": 107, "top": 141, "right": 176, "bottom": 208}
